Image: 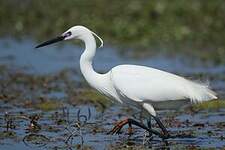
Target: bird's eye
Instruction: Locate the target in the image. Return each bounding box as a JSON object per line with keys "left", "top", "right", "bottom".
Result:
{"left": 65, "top": 31, "right": 72, "bottom": 37}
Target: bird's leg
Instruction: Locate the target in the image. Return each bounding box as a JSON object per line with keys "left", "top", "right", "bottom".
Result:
{"left": 152, "top": 116, "right": 170, "bottom": 138}
{"left": 128, "top": 122, "right": 133, "bottom": 135}
{"left": 147, "top": 116, "right": 151, "bottom": 129}
{"left": 147, "top": 116, "right": 153, "bottom": 138}
{"left": 107, "top": 118, "right": 130, "bottom": 134}
{"left": 108, "top": 118, "right": 166, "bottom": 138}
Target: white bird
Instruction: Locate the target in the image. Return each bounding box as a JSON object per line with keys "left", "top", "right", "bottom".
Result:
{"left": 36, "top": 25, "right": 217, "bottom": 138}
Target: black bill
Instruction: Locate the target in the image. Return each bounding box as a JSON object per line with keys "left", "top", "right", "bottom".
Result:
{"left": 35, "top": 36, "right": 65, "bottom": 48}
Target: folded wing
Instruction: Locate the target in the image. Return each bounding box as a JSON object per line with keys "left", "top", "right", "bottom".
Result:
{"left": 111, "top": 65, "right": 217, "bottom": 103}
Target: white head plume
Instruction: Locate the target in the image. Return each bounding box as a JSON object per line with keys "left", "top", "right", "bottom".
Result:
{"left": 91, "top": 31, "right": 104, "bottom": 48}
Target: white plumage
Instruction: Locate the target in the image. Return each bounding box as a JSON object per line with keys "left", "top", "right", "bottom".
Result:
{"left": 36, "top": 25, "right": 217, "bottom": 117}
{"left": 108, "top": 64, "right": 217, "bottom": 116}
{"left": 111, "top": 64, "right": 217, "bottom": 103}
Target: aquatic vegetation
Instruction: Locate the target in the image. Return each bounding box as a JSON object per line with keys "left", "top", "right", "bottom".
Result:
{"left": 68, "top": 89, "right": 111, "bottom": 112}
{"left": 0, "top": 0, "right": 224, "bottom": 63}
{"left": 23, "top": 134, "right": 50, "bottom": 147}
{"left": 0, "top": 131, "right": 17, "bottom": 139}
{"left": 34, "top": 100, "right": 62, "bottom": 111}
{"left": 192, "top": 99, "right": 225, "bottom": 111}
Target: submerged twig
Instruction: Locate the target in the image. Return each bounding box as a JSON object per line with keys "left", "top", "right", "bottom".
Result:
{"left": 64, "top": 107, "right": 92, "bottom": 147}
{"left": 65, "top": 122, "right": 84, "bottom": 146}
{"left": 4, "top": 112, "right": 16, "bottom": 131}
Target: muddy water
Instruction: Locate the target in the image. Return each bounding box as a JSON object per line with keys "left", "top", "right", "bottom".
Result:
{"left": 0, "top": 38, "right": 225, "bottom": 149}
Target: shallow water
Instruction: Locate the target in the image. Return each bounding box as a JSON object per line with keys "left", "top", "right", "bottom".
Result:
{"left": 1, "top": 38, "right": 225, "bottom": 75}
{"left": 1, "top": 38, "right": 224, "bottom": 89}
{"left": 1, "top": 103, "right": 225, "bottom": 149}
{"left": 0, "top": 38, "right": 225, "bottom": 149}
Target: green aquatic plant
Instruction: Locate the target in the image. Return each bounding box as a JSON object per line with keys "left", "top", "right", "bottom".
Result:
{"left": 192, "top": 99, "right": 225, "bottom": 111}
{"left": 78, "top": 89, "right": 112, "bottom": 112}
{"left": 35, "top": 100, "right": 62, "bottom": 111}
{"left": 0, "top": 0, "right": 224, "bottom": 63}
{"left": 69, "top": 89, "right": 111, "bottom": 112}
{"left": 0, "top": 131, "right": 17, "bottom": 139}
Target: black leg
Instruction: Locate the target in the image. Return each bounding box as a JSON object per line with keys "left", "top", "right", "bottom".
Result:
{"left": 152, "top": 116, "right": 170, "bottom": 138}
{"left": 128, "top": 122, "right": 132, "bottom": 135}
{"left": 147, "top": 116, "right": 152, "bottom": 129}
{"left": 147, "top": 116, "right": 153, "bottom": 137}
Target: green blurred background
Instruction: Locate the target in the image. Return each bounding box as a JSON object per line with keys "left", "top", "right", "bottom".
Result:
{"left": 0, "top": 0, "right": 224, "bottom": 64}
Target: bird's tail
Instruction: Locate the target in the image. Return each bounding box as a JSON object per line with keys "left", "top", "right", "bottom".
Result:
{"left": 185, "top": 80, "right": 217, "bottom": 103}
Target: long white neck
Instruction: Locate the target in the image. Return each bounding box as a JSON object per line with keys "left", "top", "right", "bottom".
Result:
{"left": 79, "top": 32, "right": 103, "bottom": 89}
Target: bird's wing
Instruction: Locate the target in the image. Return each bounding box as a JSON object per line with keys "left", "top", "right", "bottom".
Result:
{"left": 110, "top": 65, "right": 217, "bottom": 103}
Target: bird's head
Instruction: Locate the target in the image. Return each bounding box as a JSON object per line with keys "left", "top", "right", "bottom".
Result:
{"left": 35, "top": 25, "right": 103, "bottom": 48}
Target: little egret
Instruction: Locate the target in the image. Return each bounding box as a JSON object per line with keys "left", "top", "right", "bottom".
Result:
{"left": 36, "top": 25, "right": 217, "bottom": 139}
